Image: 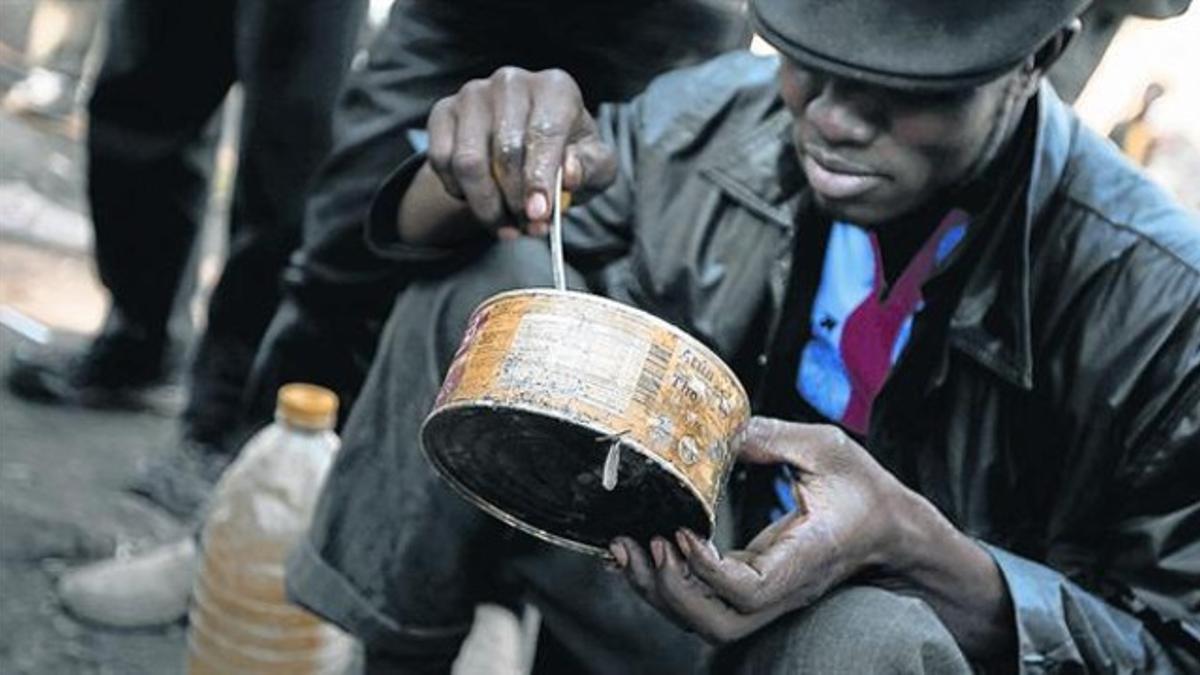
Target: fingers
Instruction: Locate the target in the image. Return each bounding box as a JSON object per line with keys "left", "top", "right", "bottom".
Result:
{"left": 678, "top": 525, "right": 829, "bottom": 617}
{"left": 426, "top": 98, "right": 462, "bottom": 200}
{"left": 489, "top": 68, "right": 530, "bottom": 222}
{"left": 426, "top": 67, "right": 606, "bottom": 235}
{"left": 676, "top": 528, "right": 771, "bottom": 613}
{"left": 610, "top": 535, "right": 799, "bottom": 644}
{"left": 656, "top": 537, "right": 786, "bottom": 643}
{"left": 652, "top": 538, "right": 727, "bottom": 635}
{"left": 736, "top": 417, "right": 852, "bottom": 470}
{"left": 523, "top": 70, "right": 579, "bottom": 224}
{"left": 612, "top": 538, "right": 662, "bottom": 610}
{"left": 453, "top": 82, "right": 506, "bottom": 228}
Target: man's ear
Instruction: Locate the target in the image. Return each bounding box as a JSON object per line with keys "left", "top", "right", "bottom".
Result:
{"left": 1034, "top": 20, "right": 1082, "bottom": 77}
{"left": 1015, "top": 19, "right": 1081, "bottom": 98}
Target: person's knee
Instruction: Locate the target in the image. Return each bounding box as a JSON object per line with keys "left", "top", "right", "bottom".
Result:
{"left": 408, "top": 237, "right": 561, "bottom": 328}
{"left": 729, "top": 585, "right": 971, "bottom": 675}
{"left": 372, "top": 239, "right": 561, "bottom": 379}
{"left": 455, "top": 237, "right": 558, "bottom": 291}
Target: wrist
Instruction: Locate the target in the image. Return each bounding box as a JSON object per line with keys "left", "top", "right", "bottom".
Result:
{"left": 397, "top": 162, "right": 475, "bottom": 247}
{"left": 878, "top": 487, "right": 1015, "bottom": 658}
{"left": 882, "top": 486, "right": 982, "bottom": 586}
{"left": 873, "top": 482, "right": 941, "bottom": 577}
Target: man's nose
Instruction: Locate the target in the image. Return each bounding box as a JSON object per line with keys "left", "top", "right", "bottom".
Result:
{"left": 805, "top": 80, "right": 878, "bottom": 146}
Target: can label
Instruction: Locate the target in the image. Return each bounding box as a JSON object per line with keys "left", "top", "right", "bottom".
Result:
{"left": 500, "top": 312, "right": 650, "bottom": 417}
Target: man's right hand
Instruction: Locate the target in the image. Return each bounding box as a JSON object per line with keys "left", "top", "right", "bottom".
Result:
{"left": 424, "top": 67, "right": 617, "bottom": 239}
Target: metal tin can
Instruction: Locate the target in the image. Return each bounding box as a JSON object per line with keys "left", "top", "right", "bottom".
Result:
{"left": 421, "top": 289, "right": 750, "bottom": 557}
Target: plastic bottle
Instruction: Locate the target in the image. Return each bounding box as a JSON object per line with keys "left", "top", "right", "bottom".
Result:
{"left": 186, "top": 383, "right": 354, "bottom": 674}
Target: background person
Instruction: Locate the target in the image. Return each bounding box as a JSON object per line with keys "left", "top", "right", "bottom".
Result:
{"left": 7, "top": 0, "right": 368, "bottom": 483}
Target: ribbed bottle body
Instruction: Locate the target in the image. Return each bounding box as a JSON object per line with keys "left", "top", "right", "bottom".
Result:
{"left": 186, "top": 417, "right": 352, "bottom": 674}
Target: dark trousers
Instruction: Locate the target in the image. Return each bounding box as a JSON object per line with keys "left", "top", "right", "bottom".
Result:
{"left": 86, "top": 0, "right": 365, "bottom": 441}
{"left": 286, "top": 240, "right": 972, "bottom": 674}
{"left": 242, "top": 0, "right": 750, "bottom": 435}
{"left": 287, "top": 239, "right": 712, "bottom": 673}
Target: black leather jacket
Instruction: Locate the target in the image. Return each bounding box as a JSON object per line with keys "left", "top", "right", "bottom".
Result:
{"left": 368, "top": 52, "right": 1200, "bottom": 673}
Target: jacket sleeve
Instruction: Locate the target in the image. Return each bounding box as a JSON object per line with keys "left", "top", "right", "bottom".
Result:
{"left": 361, "top": 100, "right": 643, "bottom": 278}
{"left": 361, "top": 51, "right": 782, "bottom": 281}
{"left": 986, "top": 252, "right": 1200, "bottom": 674}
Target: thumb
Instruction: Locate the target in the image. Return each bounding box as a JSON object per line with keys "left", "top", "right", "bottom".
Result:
{"left": 736, "top": 417, "right": 847, "bottom": 471}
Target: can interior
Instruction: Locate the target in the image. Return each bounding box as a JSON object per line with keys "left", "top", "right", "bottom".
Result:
{"left": 422, "top": 405, "right": 712, "bottom": 552}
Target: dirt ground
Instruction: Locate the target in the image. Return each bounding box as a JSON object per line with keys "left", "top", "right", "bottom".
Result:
{"left": 0, "top": 93, "right": 192, "bottom": 672}
{"left": 0, "top": 321, "right": 189, "bottom": 674}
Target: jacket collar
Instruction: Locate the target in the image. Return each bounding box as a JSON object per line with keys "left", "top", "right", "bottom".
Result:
{"left": 700, "top": 107, "right": 802, "bottom": 232}
{"left": 702, "top": 82, "right": 1074, "bottom": 392}
{"left": 945, "top": 84, "right": 1074, "bottom": 391}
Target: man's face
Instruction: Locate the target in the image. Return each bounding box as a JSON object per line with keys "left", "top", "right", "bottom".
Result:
{"left": 779, "top": 59, "right": 1024, "bottom": 225}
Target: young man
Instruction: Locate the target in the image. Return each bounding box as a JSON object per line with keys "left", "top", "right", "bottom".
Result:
{"left": 288, "top": 0, "right": 1200, "bottom": 671}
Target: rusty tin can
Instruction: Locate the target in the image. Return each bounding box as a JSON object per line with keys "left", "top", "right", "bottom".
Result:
{"left": 421, "top": 289, "right": 750, "bottom": 557}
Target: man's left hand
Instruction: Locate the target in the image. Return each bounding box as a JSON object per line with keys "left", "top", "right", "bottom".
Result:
{"left": 609, "top": 416, "right": 914, "bottom": 643}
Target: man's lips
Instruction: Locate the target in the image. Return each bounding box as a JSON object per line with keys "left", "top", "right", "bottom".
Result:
{"left": 802, "top": 149, "right": 886, "bottom": 201}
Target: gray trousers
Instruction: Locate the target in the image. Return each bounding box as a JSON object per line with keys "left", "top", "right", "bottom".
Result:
{"left": 287, "top": 240, "right": 971, "bottom": 674}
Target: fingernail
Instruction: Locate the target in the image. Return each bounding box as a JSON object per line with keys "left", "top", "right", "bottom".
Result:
{"left": 675, "top": 530, "right": 691, "bottom": 557}
{"left": 527, "top": 192, "right": 548, "bottom": 220}
{"left": 608, "top": 542, "right": 627, "bottom": 569}
{"left": 651, "top": 539, "right": 665, "bottom": 568}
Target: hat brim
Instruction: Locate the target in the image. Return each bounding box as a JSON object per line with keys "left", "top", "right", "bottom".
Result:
{"left": 751, "top": 0, "right": 1087, "bottom": 92}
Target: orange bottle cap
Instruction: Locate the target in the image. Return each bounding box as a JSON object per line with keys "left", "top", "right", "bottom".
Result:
{"left": 277, "top": 383, "right": 338, "bottom": 430}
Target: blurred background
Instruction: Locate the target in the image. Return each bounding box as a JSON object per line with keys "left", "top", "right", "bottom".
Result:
{"left": 0, "top": 0, "right": 1196, "bottom": 672}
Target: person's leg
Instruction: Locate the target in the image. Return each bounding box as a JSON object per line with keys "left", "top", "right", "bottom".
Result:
{"left": 7, "top": 0, "right": 234, "bottom": 405}
{"left": 180, "top": 0, "right": 366, "bottom": 452}
{"left": 88, "top": 0, "right": 235, "bottom": 351}
{"left": 716, "top": 585, "right": 973, "bottom": 674}
{"left": 288, "top": 239, "right": 575, "bottom": 669}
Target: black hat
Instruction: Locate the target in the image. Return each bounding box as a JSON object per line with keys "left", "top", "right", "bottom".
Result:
{"left": 751, "top": 0, "right": 1089, "bottom": 90}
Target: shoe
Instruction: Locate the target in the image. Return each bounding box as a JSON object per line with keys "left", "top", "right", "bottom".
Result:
{"left": 7, "top": 324, "right": 168, "bottom": 409}
{"left": 126, "top": 440, "right": 233, "bottom": 520}
{"left": 57, "top": 537, "right": 199, "bottom": 628}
